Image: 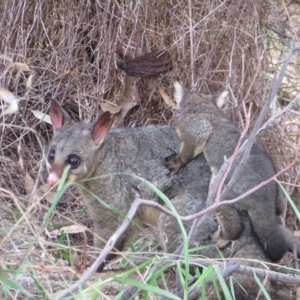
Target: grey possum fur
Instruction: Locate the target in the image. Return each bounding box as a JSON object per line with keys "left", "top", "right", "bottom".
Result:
{"left": 166, "top": 81, "right": 299, "bottom": 262}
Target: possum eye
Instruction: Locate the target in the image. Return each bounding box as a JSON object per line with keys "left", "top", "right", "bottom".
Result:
{"left": 67, "top": 155, "right": 80, "bottom": 168}
{"left": 48, "top": 149, "right": 55, "bottom": 162}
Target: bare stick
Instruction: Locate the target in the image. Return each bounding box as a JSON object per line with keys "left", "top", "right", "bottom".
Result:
{"left": 257, "top": 92, "right": 300, "bottom": 135}
{"left": 242, "top": 53, "right": 264, "bottom": 102}
{"left": 215, "top": 102, "right": 252, "bottom": 202}
{"left": 194, "top": 259, "right": 300, "bottom": 285}
{"left": 188, "top": 0, "right": 194, "bottom": 86}
{"left": 293, "top": 244, "right": 299, "bottom": 270}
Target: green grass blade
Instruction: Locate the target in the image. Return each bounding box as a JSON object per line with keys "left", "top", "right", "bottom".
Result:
{"left": 113, "top": 276, "right": 181, "bottom": 300}
{"left": 276, "top": 179, "right": 300, "bottom": 221}
{"left": 253, "top": 272, "right": 271, "bottom": 300}
{"left": 0, "top": 275, "right": 33, "bottom": 297}
{"left": 213, "top": 265, "right": 233, "bottom": 300}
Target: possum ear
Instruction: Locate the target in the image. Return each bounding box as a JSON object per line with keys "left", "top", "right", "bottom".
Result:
{"left": 91, "top": 111, "right": 111, "bottom": 145}
{"left": 211, "top": 91, "right": 229, "bottom": 108}
{"left": 173, "top": 81, "right": 190, "bottom": 106}
{"left": 49, "top": 99, "right": 72, "bottom": 131}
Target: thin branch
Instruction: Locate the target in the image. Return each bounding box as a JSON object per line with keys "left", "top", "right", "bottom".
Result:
{"left": 172, "top": 0, "right": 228, "bottom": 47}
{"left": 293, "top": 244, "right": 299, "bottom": 270}
{"left": 206, "top": 157, "right": 230, "bottom": 207}
{"left": 242, "top": 53, "right": 264, "bottom": 102}
{"left": 282, "top": 1, "right": 300, "bottom": 46}
{"left": 215, "top": 102, "right": 252, "bottom": 202}
{"left": 265, "top": 24, "right": 292, "bottom": 40}
{"left": 194, "top": 259, "right": 300, "bottom": 284}
{"left": 257, "top": 92, "right": 300, "bottom": 135}
{"left": 188, "top": 0, "right": 194, "bottom": 86}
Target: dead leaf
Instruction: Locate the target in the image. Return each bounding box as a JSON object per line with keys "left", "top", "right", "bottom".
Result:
{"left": 24, "top": 172, "right": 35, "bottom": 195}
{"left": 9, "top": 62, "right": 31, "bottom": 72}
{"left": 121, "top": 75, "right": 139, "bottom": 117}
{"left": 31, "top": 110, "right": 52, "bottom": 124}
{"left": 157, "top": 84, "right": 177, "bottom": 109}
{"left": 0, "top": 88, "right": 18, "bottom": 115}
{"left": 100, "top": 102, "right": 122, "bottom": 114}
{"left": 18, "top": 142, "right": 24, "bottom": 170}
{"left": 26, "top": 74, "right": 35, "bottom": 89}
{"left": 48, "top": 225, "right": 87, "bottom": 238}
{"left": 0, "top": 89, "right": 15, "bottom": 104}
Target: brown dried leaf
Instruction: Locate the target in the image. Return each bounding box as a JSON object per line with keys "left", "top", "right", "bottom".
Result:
{"left": 31, "top": 110, "right": 52, "bottom": 124}
{"left": 121, "top": 75, "right": 139, "bottom": 117}
{"left": 9, "top": 62, "right": 31, "bottom": 72}
{"left": 24, "top": 172, "right": 35, "bottom": 195}
{"left": 157, "top": 84, "right": 177, "bottom": 109}
{"left": 100, "top": 102, "right": 122, "bottom": 114}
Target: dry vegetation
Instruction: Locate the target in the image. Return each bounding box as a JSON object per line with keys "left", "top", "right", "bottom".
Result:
{"left": 0, "top": 0, "right": 300, "bottom": 299}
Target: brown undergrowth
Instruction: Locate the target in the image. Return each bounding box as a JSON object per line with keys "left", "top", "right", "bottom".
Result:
{"left": 0, "top": 0, "right": 300, "bottom": 298}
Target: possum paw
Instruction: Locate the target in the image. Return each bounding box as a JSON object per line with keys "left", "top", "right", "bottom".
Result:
{"left": 165, "top": 154, "right": 182, "bottom": 173}
{"left": 211, "top": 226, "right": 231, "bottom": 249}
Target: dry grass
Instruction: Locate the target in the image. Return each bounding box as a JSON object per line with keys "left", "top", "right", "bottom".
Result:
{"left": 0, "top": 0, "right": 300, "bottom": 298}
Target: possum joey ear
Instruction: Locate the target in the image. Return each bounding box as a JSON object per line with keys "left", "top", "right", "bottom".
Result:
{"left": 173, "top": 81, "right": 190, "bottom": 106}
{"left": 211, "top": 91, "right": 229, "bottom": 109}
{"left": 91, "top": 111, "right": 111, "bottom": 145}
{"left": 49, "top": 99, "right": 72, "bottom": 131}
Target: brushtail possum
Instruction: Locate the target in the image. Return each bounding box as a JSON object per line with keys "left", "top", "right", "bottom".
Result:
{"left": 167, "top": 81, "right": 299, "bottom": 262}
{"left": 46, "top": 99, "right": 214, "bottom": 267}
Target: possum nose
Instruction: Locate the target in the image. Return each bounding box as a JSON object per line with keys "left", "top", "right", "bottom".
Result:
{"left": 47, "top": 172, "right": 60, "bottom": 185}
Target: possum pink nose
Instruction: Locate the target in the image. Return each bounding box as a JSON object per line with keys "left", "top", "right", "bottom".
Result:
{"left": 47, "top": 172, "right": 60, "bottom": 185}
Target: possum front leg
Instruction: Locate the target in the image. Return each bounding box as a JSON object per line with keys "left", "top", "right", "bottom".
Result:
{"left": 166, "top": 140, "right": 196, "bottom": 173}
{"left": 211, "top": 206, "right": 244, "bottom": 249}
{"left": 166, "top": 122, "right": 210, "bottom": 173}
